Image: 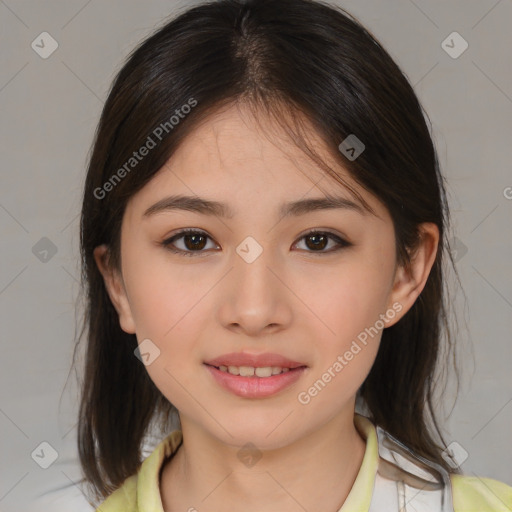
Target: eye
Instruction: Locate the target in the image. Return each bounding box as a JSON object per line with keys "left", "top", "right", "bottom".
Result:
{"left": 293, "top": 230, "right": 351, "bottom": 254}
{"left": 161, "top": 229, "right": 351, "bottom": 257}
{"left": 161, "top": 228, "right": 218, "bottom": 257}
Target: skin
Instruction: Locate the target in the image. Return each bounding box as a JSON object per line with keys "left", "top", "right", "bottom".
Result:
{"left": 94, "top": 103, "right": 439, "bottom": 512}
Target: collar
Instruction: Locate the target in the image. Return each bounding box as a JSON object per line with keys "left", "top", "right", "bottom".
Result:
{"left": 339, "top": 414, "right": 378, "bottom": 511}
{"left": 137, "top": 413, "right": 378, "bottom": 512}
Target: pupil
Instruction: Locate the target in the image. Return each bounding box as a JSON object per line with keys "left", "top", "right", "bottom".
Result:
{"left": 307, "top": 234, "right": 327, "bottom": 250}
{"left": 185, "top": 234, "right": 206, "bottom": 250}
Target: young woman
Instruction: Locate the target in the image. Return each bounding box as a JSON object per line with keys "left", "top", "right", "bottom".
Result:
{"left": 74, "top": 0, "right": 512, "bottom": 510}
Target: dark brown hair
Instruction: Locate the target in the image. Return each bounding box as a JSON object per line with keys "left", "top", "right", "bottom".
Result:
{"left": 71, "top": 0, "right": 463, "bottom": 505}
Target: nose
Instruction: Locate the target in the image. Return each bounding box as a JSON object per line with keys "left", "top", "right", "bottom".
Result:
{"left": 215, "top": 245, "right": 293, "bottom": 338}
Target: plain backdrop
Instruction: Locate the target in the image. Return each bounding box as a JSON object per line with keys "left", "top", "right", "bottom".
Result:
{"left": 0, "top": 1, "right": 511, "bottom": 511}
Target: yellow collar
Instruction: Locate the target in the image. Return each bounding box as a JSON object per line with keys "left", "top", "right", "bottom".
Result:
{"left": 137, "top": 413, "right": 377, "bottom": 512}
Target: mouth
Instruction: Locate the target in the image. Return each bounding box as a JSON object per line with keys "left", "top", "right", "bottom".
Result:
{"left": 204, "top": 351, "right": 307, "bottom": 370}
{"left": 203, "top": 360, "right": 308, "bottom": 399}
{"left": 204, "top": 363, "right": 305, "bottom": 377}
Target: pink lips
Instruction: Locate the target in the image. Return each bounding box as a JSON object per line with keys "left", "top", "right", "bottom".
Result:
{"left": 204, "top": 352, "right": 306, "bottom": 369}
{"left": 203, "top": 351, "right": 308, "bottom": 399}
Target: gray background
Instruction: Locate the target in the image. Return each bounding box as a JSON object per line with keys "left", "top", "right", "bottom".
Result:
{"left": 0, "top": 0, "right": 511, "bottom": 511}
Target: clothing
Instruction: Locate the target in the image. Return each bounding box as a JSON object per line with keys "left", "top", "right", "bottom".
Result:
{"left": 95, "top": 414, "right": 512, "bottom": 511}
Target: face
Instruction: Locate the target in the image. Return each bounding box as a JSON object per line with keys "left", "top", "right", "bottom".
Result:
{"left": 95, "top": 103, "right": 436, "bottom": 450}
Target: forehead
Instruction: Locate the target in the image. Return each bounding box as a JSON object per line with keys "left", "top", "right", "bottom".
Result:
{"left": 126, "top": 103, "right": 386, "bottom": 222}
{"left": 170, "top": 104, "right": 332, "bottom": 187}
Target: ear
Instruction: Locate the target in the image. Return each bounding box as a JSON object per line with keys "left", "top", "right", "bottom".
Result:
{"left": 385, "top": 223, "right": 440, "bottom": 327}
{"left": 93, "top": 244, "right": 136, "bottom": 334}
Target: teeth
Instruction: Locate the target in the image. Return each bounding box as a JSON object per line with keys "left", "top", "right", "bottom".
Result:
{"left": 255, "top": 367, "right": 271, "bottom": 377}
{"left": 228, "top": 365, "right": 240, "bottom": 375}
{"left": 239, "top": 366, "right": 254, "bottom": 377}
{"left": 216, "top": 365, "right": 293, "bottom": 377}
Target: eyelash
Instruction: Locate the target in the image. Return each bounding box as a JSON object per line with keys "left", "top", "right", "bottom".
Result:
{"left": 160, "top": 228, "right": 351, "bottom": 257}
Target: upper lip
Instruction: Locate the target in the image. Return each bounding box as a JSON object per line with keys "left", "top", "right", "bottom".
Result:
{"left": 204, "top": 352, "right": 307, "bottom": 369}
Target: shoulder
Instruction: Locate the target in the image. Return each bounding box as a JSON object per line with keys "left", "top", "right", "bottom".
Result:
{"left": 93, "top": 430, "right": 183, "bottom": 512}
{"left": 451, "top": 473, "right": 512, "bottom": 512}
{"left": 94, "top": 474, "right": 138, "bottom": 512}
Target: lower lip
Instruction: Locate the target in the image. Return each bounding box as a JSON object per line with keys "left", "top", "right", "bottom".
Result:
{"left": 204, "top": 364, "right": 307, "bottom": 398}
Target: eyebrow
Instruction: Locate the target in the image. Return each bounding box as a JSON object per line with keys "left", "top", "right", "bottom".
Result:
{"left": 142, "top": 194, "right": 367, "bottom": 219}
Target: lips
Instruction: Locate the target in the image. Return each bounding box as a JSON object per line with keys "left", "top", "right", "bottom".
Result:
{"left": 203, "top": 352, "right": 308, "bottom": 399}
{"left": 204, "top": 352, "right": 307, "bottom": 369}
{"left": 204, "top": 363, "right": 307, "bottom": 398}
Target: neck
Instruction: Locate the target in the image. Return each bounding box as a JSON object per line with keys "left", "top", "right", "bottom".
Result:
{"left": 160, "top": 411, "right": 367, "bottom": 512}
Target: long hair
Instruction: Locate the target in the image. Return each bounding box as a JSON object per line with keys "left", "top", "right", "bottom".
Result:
{"left": 71, "top": 0, "right": 463, "bottom": 505}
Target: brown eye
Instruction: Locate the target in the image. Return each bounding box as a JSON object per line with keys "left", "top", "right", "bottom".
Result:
{"left": 181, "top": 232, "right": 207, "bottom": 250}
{"left": 162, "top": 229, "right": 217, "bottom": 256}
{"left": 161, "top": 229, "right": 351, "bottom": 257}
{"left": 294, "top": 230, "right": 351, "bottom": 254}
{"left": 304, "top": 233, "right": 329, "bottom": 251}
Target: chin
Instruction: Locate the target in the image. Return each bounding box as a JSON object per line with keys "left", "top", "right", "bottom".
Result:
{"left": 212, "top": 414, "right": 301, "bottom": 448}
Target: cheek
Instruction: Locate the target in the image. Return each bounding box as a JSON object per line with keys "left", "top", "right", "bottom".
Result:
{"left": 296, "top": 278, "right": 384, "bottom": 411}
{"left": 125, "top": 259, "right": 211, "bottom": 411}
{"left": 293, "top": 257, "right": 392, "bottom": 398}
{"left": 124, "top": 253, "right": 211, "bottom": 339}
{"left": 295, "top": 259, "right": 392, "bottom": 342}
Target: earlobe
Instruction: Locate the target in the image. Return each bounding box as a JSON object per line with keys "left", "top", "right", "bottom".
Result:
{"left": 386, "top": 223, "right": 440, "bottom": 327}
{"left": 93, "top": 245, "right": 137, "bottom": 334}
